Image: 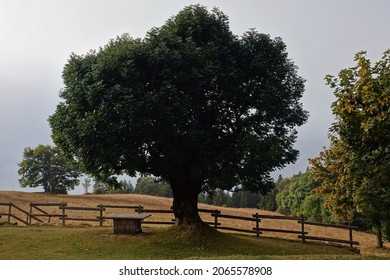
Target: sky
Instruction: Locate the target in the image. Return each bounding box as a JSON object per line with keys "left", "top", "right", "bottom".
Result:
{"left": 1, "top": 0, "right": 390, "bottom": 194}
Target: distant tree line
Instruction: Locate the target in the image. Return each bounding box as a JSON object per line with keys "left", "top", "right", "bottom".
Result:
{"left": 91, "top": 179, "right": 134, "bottom": 194}
{"left": 198, "top": 184, "right": 280, "bottom": 210}
{"left": 90, "top": 176, "right": 172, "bottom": 197}
{"left": 111, "top": 175, "right": 289, "bottom": 212}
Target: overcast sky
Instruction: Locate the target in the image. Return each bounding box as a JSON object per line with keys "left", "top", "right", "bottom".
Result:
{"left": 1, "top": 0, "right": 389, "bottom": 193}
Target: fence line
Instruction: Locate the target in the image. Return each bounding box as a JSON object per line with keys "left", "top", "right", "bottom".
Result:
{"left": 0, "top": 202, "right": 30, "bottom": 225}
{"left": 0, "top": 201, "right": 359, "bottom": 249}
{"left": 297, "top": 220, "right": 359, "bottom": 248}
{"left": 29, "top": 202, "right": 67, "bottom": 225}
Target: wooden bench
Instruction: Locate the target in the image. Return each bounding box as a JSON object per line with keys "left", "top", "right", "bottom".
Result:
{"left": 106, "top": 213, "right": 151, "bottom": 235}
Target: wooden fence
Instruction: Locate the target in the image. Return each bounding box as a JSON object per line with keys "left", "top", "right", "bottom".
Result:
{"left": 0, "top": 202, "right": 30, "bottom": 225}
{"left": 0, "top": 201, "right": 359, "bottom": 249}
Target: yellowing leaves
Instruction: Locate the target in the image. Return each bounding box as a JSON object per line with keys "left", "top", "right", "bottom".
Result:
{"left": 310, "top": 50, "right": 390, "bottom": 243}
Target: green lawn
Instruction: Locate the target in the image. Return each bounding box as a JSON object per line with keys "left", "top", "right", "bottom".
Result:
{"left": 0, "top": 224, "right": 375, "bottom": 260}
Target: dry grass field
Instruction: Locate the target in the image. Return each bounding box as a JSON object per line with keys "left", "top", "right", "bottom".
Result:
{"left": 1, "top": 191, "right": 390, "bottom": 259}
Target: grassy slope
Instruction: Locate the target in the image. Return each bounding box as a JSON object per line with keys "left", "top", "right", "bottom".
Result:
{"left": 1, "top": 191, "right": 389, "bottom": 259}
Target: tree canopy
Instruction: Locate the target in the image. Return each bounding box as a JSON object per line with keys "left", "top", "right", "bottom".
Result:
{"left": 310, "top": 50, "right": 390, "bottom": 247}
{"left": 49, "top": 5, "right": 307, "bottom": 227}
{"left": 18, "top": 144, "right": 80, "bottom": 194}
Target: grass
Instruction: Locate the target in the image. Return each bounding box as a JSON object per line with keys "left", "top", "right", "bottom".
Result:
{"left": 1, "top": 191, "right": 390, "bottom": 259}
{"left": 0, "top": 224, "right": 366, "bottom": 260}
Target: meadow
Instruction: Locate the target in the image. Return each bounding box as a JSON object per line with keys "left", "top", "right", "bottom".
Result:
{"left": 1, "top": 191, "right": 389, "bottom": 260}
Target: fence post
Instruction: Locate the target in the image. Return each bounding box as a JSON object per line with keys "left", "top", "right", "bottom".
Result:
{"left": 255, "top": 213, "right": 260, "bottom": 237}
{"left": 213, "top": 210, "right": 219, "bottom": 229}
{"left": 98, "top": 204, "right": 104, "bottom": 226}
{"left": 300, "top": 216, "right": 306, "bottom": 243}
{"left": 61, "top": 204, "right": 66, "bottom": 226}
{"left": 349, "top": 228, "right": 353, "bottom": 249}
{"left": 8, "top": 203, "right": 12, "bottom": 223}
{"left": 29, "top": 203, "right": 33, "bottom": 225}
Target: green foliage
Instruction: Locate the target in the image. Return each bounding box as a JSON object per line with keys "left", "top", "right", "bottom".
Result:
{"left": 92, "top": 181, "right": 109, "bottom": 194}
{"left": 309, "top": 136, "right": 357, "bottom": 221}
{"left": 134, "top": 176, "right": 172, "bottom": 197}
{"left": 49, "top": 5, "right": 307, "bottom": 226}
{"left": 275, "top": 171, "right": 330, "bottom": 222}
{"left": 197, "top": 192, "right": 214, "bottom": 205}
{"left": 311, "top": 50, "right": 390, "bottom": 246}
{"left": 198, "top": 189, "right": 266, "bottom": 208}
{"left": 49, "top": 4, "right": 307, "bottom": 197}
{"left": 92, "top": 179, "right": 133, "bottom": 194}
{"left": 229, "top": 190, "right": 261, "bottom": 208}
{"left": 199, "top": 189, "right": 230, "bottom": 206}
{"left": 111, "top": 179, "right": 134, "bottom": 194}
{"left": 300, "top": 193, "right": 332, "bottom": 223}
{"left": 257, "top": 175, "right": 286, "bottom": 211}
{"left": 18, "top": 144, "right": 80, "bottom": 194}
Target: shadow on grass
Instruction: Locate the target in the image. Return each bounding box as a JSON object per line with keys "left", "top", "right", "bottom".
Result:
{"left": 109, "top": 225, "right": 360, "bottom": 260}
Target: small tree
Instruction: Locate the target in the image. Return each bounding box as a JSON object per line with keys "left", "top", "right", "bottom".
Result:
{"left": 18, "top": 144, "right": 80, "bottom": 194}
{"left": 92, "top": 181, "right": 109, "bottom": 194}
{"left": 82, "top": 178, "right": 92, "bottom": 194}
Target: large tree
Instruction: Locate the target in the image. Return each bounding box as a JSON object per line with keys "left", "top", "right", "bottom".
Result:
{"left": 310, "top": 50, "right": 390, "bottom": 247}
{"left": 18, "top": 144, "right": 80, "bottom": 194}
{"left": 49, "top": 5, "right": 307, "bottom": 228}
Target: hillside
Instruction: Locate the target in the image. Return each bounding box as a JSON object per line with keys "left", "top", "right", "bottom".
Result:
{"left": 1, "top": 191, "right": 389, "bottom": 259}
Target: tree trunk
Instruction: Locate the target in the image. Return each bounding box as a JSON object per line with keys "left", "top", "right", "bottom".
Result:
{"left": 375, "top": 221, "right": 383, "bottom": 248}
{"left": 43, "top": 183, "right": 50, "bottom": 193}
{"left": 171, "top": 183, "right": 205, "bottom": 228}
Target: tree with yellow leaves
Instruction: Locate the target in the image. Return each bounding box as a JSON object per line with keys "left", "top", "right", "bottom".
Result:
{"left": 310, "top": 50, "right": 390, "bottom": 248}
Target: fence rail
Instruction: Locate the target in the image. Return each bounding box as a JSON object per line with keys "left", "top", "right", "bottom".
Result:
{"left": 29, "top": 202, "right": 67, "bottom": 225}
{"left": 0, "top": 201, "right": 359, "bottom": 249}
{"left": 0, "top": 202, "right": 30, "bottom": 225}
